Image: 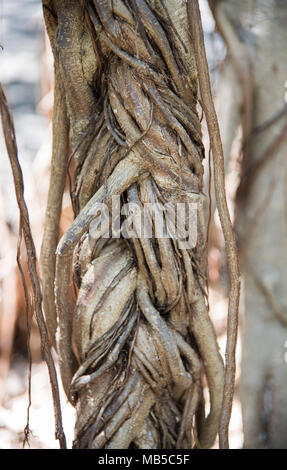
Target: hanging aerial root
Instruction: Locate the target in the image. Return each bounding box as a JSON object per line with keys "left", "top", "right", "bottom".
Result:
{"left": 188, "top": 0, "right": 241, "bottom": 449}
{"left": 40, "top": 67, "right": 69, "bottom": 347}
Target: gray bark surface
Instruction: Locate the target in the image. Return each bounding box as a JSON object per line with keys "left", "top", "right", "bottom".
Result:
{"left": 212, "top": 0, "right": 287, "bottom": 448}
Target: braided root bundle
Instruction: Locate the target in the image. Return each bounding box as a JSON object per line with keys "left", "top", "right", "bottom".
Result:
{"left": 41, "top": 0, "right": 225, "bottom": 449}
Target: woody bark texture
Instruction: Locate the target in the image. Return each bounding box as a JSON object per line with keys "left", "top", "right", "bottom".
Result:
{"left": 41, "top": 0, "right": 225, "bottom": 449}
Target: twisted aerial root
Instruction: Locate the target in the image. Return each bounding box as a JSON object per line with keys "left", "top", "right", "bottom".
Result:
{"left": 40, "top": 0, "right": 237, "bottom": 448}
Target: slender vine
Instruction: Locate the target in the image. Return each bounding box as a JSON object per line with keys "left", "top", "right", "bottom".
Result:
{"left": 188, "top": 0, "right": 241, "bottom": 449}
{"left": 0, "top": 84, "right": 66, "bottom": 449}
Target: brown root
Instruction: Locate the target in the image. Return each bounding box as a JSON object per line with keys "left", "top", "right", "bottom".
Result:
{"left": 39, "top": 0, "right": 238, "bottom": 449}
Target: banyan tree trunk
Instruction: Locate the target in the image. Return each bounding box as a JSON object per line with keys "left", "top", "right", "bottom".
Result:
{"left": 211, "top": 0, "right": 287, "bottom": 448}
{"left": 40, "top": 0, "right": 229, "bottom": 449}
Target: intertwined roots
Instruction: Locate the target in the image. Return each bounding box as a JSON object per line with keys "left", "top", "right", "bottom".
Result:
{"left": 42, "top": 0, "right": 224, "bottom": 448}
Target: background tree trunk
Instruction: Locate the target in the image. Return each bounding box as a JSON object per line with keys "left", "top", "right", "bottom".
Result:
{"left": 211, "top": 0, "right": 287, "bottom": 448}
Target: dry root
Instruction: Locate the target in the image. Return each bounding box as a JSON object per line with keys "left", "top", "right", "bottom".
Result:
{"left": 41, "top": 0, "right": 226, "bottom": 449}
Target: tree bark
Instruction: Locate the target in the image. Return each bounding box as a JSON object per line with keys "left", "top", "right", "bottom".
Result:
{"left": 211, "top": 0, "right": 287, "bottom": 448}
